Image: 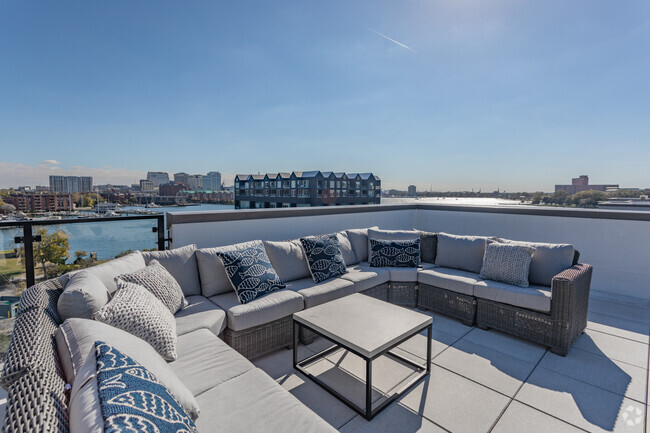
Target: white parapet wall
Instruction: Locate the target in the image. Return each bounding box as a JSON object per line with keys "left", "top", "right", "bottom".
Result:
{"left": 168, "top": 204, "right": 650, "bottom": 300}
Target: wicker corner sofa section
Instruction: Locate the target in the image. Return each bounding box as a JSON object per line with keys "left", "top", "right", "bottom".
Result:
{"left": 1, "top": 226, "right": 592, "bottom": 432}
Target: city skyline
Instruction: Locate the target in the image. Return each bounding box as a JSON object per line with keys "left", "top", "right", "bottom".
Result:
{"left": 1, "top": 1, "right": 649, "bottom": 191}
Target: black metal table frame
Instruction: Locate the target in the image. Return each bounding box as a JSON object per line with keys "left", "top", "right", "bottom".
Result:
{"left": 293, "top": 319, "right": 432, "bottom": 421}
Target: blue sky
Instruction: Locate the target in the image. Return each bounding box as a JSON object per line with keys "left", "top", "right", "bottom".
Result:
{"left": 1, "top": 0, "right": 649, "bottom": 191}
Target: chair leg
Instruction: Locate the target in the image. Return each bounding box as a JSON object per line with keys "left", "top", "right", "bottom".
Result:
{"left": 477, "top": 323, "right": 489, "bottom": 331}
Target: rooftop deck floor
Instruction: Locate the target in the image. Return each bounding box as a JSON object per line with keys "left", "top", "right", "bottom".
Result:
{"left": 255, "top": 291, "right": 650, "bottom": 433}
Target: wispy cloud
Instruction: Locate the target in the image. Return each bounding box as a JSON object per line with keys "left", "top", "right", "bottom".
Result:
{"left": 366, "top": 27, "right": 417, "bottom": 53}
{"left": 0, "top": 162, "right": 145, "bottom": 188}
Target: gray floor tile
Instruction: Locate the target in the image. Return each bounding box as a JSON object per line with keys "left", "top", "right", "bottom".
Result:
{"left": 426, "top": 312, "right": 474, "bottom": 338}
{"left": 340, "top": 405, "right": 447, "bottom": 433}
{"left": 399, "top": 365, "right": 510, "bottom": 433}
{"left": 324, "top": 347, "right": 425, "bottom": 396}
{"left": 588, "top": 298, "right": 650, "bottom": 324}
{"left": 515, "top": 367, "right": 646, "bottom": 433}
{"left": 587, "top": 311, "right": 650, "bottom": 344}
{"left": 277, "top": 360, "right": 360, "bottom": 429}
{"left": 461, "top": 328, "right": 547, "bottom": 364}
{"left": 252, "top": 344, "right": 313, "bottom": 380}
{"left": 538, "top": 348, "right": 648, "bottom": 403}
{"left": 491, "top": 401, "right": 585, "bottom": 433}
{"left": 397, "top": 328, "right": 459, "bottom": 360}
{"left": 572, "top": 329, "right": 649, "bottom": 369}
{"left": 434, "top": 339, "right": 536, "bottom": 396}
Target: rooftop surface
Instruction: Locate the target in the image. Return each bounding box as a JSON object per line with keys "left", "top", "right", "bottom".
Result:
{"left": 254, "top": 290, "right": 650, "bottom": 433}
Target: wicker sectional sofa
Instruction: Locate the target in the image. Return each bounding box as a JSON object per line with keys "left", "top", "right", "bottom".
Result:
{"left": 1, "top": 227, "right": 592, "bottom": 432}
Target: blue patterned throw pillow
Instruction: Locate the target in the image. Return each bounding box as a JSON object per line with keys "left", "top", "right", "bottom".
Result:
{"left": 215, "top": 241, "right": 286, "bottom": 304}
{"left": 300, "top": 234, "right": 348, "bottom": 283}
{"left": 369, "top": 238, "right": 420, "bottom": 268}
{"left": 94, "top": 341, "right": 198, "bottom": 433}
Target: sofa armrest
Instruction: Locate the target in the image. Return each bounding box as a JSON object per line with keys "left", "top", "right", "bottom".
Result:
{"left": 550, "top": 263, "right": 593, "bottom": 325}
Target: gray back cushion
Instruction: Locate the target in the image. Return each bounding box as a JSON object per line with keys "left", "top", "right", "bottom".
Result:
{"left": 195, "top": 240, "right": 262, "bottom": 297}
{"left": 58, "top": 270, "right": 109, "bottom": 321}
{"left": 345, "top": 226, "right": 378, "bottom": 262}
{"left": 263, "top": 240, "right": 311, "bottom": 282}
{"left": 70, "top": 250, "right": 145, "bottom": 294}
{"left": 418, "top": 231, "right": 438, "bottom": 264}
{"left": 498, "top": 238, "right": 576, "bottom": 287}
{"left": 336, "top": 231, "right": 358, "bottom": 266}
{"left": 435, "top": 233, "right": 493, "bottom": 274}
{"left": 142, "top": 245, "right": 201, "bottom": 297}
{"left": 367, "top": 228, "right": 420, "bottom": 253}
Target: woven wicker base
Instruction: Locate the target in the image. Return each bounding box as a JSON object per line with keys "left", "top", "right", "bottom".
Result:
{"left": 223, "top": 315, "right": 293, "bottom": 360}
{"left": 388, "top": 282, "right": 417, "bottom": 308}
{"left": 360, "top": 283, "right": 389, "bottom": 301}
{"left": 417, "top": 284, "right": 476, "bottom": 326}
{"left": 476, "top": 299, "right": 559, "bottom": 346}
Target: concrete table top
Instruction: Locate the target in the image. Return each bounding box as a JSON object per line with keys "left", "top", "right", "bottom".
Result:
{"left": 293, "top": 293, "right": 432, "bottom": 359}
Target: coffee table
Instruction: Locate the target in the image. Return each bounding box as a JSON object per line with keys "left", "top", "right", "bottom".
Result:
{"left": 293, "top": 293, "right": 432, "bottom": 420}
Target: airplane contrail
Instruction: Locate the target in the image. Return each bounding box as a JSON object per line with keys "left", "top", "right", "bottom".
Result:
{"left": 366, "top": 27, "right": 417, "bottom": 53}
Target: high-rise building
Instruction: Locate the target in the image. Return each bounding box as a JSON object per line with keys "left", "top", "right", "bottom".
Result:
{"left": 408, "top": 185, "right": 417, "bottom": 196}
{"left": 202, "top": 172, "right": 222, "bottom": 191}
{"left": 139, "top": 179, "right": 155, "bottom": 192}
{"left": 49, "top": 175, "right": 93, "bottom": 193}
{"left": 146, "top": 171, "right": 170, "bottom": 186}
{"left": 159, "top": 182, "right": 184, "bottom": 196}
{"left": 174, "top": 172, "right": 189, "bottom": 185}
{"left": 187, "top": 175, "right": 203, "bottom": 190}
{"left": 234, "top": 171, "right": 381, "bottom": 209}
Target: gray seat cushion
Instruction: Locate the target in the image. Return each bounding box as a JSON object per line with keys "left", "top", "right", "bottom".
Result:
{"left": 210, "top": 289, "right": 304, "bottom": 332}
{"left": 382, "top": 262, "right": 437, "bottom": 282}
{"left": 498, "top": 238, "right": 576, "bottom": 287}
{"left": 264, "top": 239, "right": 312, "bottom": 282}
{"left": 142, "top": 244, "right": 202, "bottom": 297}
{"left": 57, "top": 318, "right": 199, "bottom": 418}
{"left": 174, "top": 295, "right": 227, "bottom": 337}
{"left": 169, "top": 328, "right": 255, "bottom": 397}
{"left": 435, "top": 233, "right": 493, "bottom": 274}
{"left": 285, "top": 277, "right": 355, "bottom": 309}
{"left": 340, "top": 263, "right": 390, "bottom": 292}
{"left": 418, "top": 266, "right": 482, "bottom": 296}
{"left": 345, "top": 226, "right": 378, "bottom": 263}
{"left": 196, "top": 240, "right": 263, "bottom": 297}
{"left": 194, "top": 368, "right": 337, "bottom": 433}
{"left": 474, "top": 280, "right": 552, "bottom": 313}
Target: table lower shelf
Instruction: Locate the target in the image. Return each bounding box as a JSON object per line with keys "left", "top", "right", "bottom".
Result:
{"left": 293, "top": 320, "right": 432, "bottom": 420}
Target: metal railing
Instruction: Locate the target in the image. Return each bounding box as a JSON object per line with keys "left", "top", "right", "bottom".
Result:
{"left": 0, "top": 214, "right": 165, "bottom": 289}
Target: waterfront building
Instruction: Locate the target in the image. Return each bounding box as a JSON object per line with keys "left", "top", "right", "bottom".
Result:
{"left": 187, "top": 174, "right": 203, "bottom": 190}
{"left": 202, "top": 171, "right": 222, "bottom": 191}
{"left": 49, "top": 175, "right": 93, "bottom": 193}
{"left": 5, "top": 193, "right": 73, "bottom": 212}
{"left": 174, "top": 172, "right": 190, "bottom": 185}
{"left": 408, "top": 185, "right": 417, "bottom": 196}
{"left": 555, "top": 175, "right": 618, "bottom": 195}
{"left": 146, "top": 171, "right": 170, "bottom": 186}
{"left": 234, "top": 171, "right": 381, "bottom": 209}
{"left": 159, "top": 182, "right": 185, "bottom": 196}
{"left": 139, "top": 179, "right": 155, "bottom": 192}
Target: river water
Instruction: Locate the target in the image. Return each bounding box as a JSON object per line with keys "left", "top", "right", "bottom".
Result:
{"left": 0, "top": 204, "right": 233, "bottom": 262}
